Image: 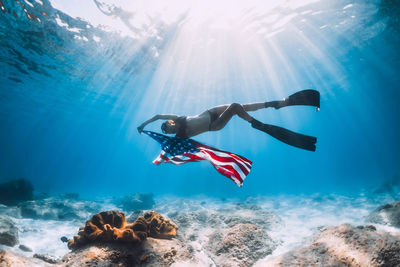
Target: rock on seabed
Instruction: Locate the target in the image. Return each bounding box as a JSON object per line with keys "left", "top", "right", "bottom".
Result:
{"left": 62, "top": 238, "right": 193, "bottom": 266}
{"left": 366, "top": 201, "right": 400, "bottom": 228}
{"left": 0, "top": 250, "right": 53, "bottom": 267}
{"left": 2, "top": 199, "right": 400, "bottom": 267}
{"left": 0, "top": 215, "right": 18, "bottom": 247}
{"left": 261, "top": 224, "right": 400, "bottom": 267}
{"left": 207, "top": 223, "right": 278, "bottom": 267}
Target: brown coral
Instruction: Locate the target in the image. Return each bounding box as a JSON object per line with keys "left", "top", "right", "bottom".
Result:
{"left": 68, "top": 211, "right": 178, "bottom": 250}
{"left": 137, "top": 211, "right": 178, "bottom": 239}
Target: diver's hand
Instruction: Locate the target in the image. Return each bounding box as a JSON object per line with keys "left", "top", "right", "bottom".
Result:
{"left": 137, "top": 125, "right": 144, "bottom": 134}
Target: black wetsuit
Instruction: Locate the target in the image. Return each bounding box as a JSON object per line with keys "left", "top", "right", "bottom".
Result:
{"left": 208, "top": 109, "right": 219, "bottom": 130}
{"left": 175, "top": 110, "right": 220, "bottom": 138}
{"left": 175, "top": 116, "right": 188, "bottom": 138}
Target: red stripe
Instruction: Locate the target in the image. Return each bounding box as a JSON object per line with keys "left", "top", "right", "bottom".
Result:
{"left": 221, "top": 152, "right": 252, "bottom": 170}
{"left": 215, "top": 164, "right": 243, "bottom": 185}
{"left": 154, "top": 153, "right": 170, "bottom": 164}
{"left": 220, "top": 164, "right": 244, "bottom": 182}
{"left": 153, "top": 142, "right": 250, "bottom": 187}
{"left": 199, "top": 148, "right": 250, "bottom": 176}
{"left": 197, "top": 145, "right": 252, "bottom": 169}
{"left": 199, "top": 149, "right": 245, "bottom": 184}
{"left": 230, "top": 153, "right": 252, "bottom": 167}
{"left": 193, "top": 141, "right": 252, "bottom": 166}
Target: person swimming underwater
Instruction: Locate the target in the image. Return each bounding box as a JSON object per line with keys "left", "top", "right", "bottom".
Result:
{"left": 137, "top": 90, "right": 320, "bottom": 151}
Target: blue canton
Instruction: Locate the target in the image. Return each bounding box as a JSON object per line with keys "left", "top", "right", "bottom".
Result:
{"left": 144, "top": 131, "right": 199, "bottom": 156}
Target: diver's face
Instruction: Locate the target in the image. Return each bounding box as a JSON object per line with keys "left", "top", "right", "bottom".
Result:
{"left": 163, "top": 120, "right": 177, "bottom": 134}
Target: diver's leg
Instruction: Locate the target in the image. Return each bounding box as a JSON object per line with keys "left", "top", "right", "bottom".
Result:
{"left": 209, "top": 103, "right": 253, "bottom": 131}
{"left": 209, "top": 101, "right": 285, "bottom": 114}
{"left": 243, "top": 102, "right": 276, "bottom": 111}
{"left": 243, "top": 101, "right": 287, "bottom": 111}
{"left": 243, "top": 90, "right": 320, "bottom": 111}
{"left": 206, "top": 104, "right": 230, "bottom": 116}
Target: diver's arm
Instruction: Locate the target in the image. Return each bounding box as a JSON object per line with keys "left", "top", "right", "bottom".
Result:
{"left": 137, "top": 114, "right": 179, "bottom": 133}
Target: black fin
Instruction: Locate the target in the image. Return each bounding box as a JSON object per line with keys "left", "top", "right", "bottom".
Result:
{"left": 266, "top": 89, "right": 320, "bottom": 109}
{"left": 252, "top": 120, "right": 316, "bottom": 151}
{"left": 287, "top": 89, "right": 320, "bottom": 108}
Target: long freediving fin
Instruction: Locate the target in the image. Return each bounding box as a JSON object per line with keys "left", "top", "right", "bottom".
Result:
{"left": 251, "top": 119, "right": 317, "bottom": 151}
{"left": 265, "top": 89, "right": 320, "bottom": 110}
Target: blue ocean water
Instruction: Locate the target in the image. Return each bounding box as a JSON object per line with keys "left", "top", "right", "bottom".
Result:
{"left": 0, "top": 0, "right": 399, "bottom": 199}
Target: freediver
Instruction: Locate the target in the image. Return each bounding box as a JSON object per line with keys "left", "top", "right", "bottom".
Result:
{"left": 137, "top": 90, "right": 320, "bottom": 151}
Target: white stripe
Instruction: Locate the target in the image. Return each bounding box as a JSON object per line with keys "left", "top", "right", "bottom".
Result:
{"left": 169, "top": 152, "right": 203, "bottom": 165}
{"left": 217, "top": 165, "right": 243, "bottom": 186}
{"left": 153, "top": 151, "right": 168, "bottom": 164}
{"left": 199, "top": 150, "right": 246, "bottom": 184}
{"left": 168, "top": 159, "right": 189, "bottom": 165}
{"left": 202, "top": 146, "right": 252, "bottom": 167}
{"left": 200, "top": 147, "right": 251, "bottom": 173}
{"left": 153, "top": 149, "right": 247, "bottom": 186}
{"left": 201, "top": 146, "right": 251, "bottom": 170}
{"left": 200, "top": 150, "right": 247, "bottom": 180}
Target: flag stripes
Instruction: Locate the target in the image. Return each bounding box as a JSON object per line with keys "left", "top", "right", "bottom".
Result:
{"left": 144, "top": 131, "right": 252, "bottom": 187}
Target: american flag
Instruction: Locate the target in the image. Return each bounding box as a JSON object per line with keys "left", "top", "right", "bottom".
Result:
{"left": 143, "top": 131, "right": 252, "bottom": 187}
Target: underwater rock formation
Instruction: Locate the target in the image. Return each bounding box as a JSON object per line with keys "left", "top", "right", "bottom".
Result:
{"left": 115, "top": 193, "right": 155, "bottom": 211}
{"left": 167, "top": 202, "right": 282, "bottom": 243}
{"left": 206, "top": 223, "right": 277, "bottom": 267}
{"left": 0, "top": 250, "right": 53, "bottom": 267}
{"left": 0, "top": 215, "right": 18, "bottom": 247}
{"left": 62, "top": 238, "right": 192, "bottom": 266}
{"left": 366, "top": 201, "right": 400, "bottom": 228}
{"left": 0, "top": 179, "right": 34, "bottom": 206}
{"left": 168, "top": 203, "right": 281, "bottom": 230}
{"left": 261, "top": 224, "right": 400, "bottom": 267}
{"left": 33, "top": 253, "right": 60, "bottom": 264}
{"left": 68, "top": 210, "right": 178, "bottom": 250}
{"left": 372, "top": 175, "right": 400, "bottom": 198}
{"left": 18, "top": 244, "right": 32, "bottom": 252}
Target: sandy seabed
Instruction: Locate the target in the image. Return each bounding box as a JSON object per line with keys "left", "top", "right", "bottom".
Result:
{"left": 1, "top": 191, "right": 399, "bottom": 266}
